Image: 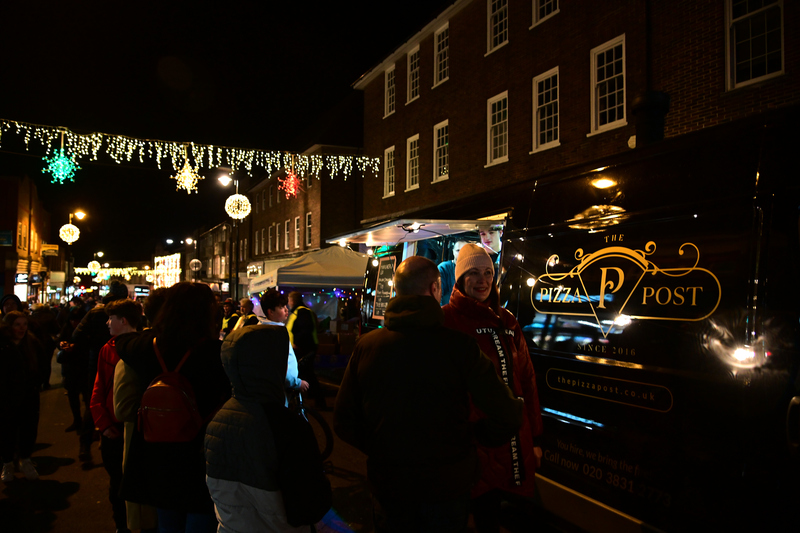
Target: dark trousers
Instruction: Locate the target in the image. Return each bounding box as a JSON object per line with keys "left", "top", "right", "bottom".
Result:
{"left": 0, "top": 392, "right": 40, "bottom": 463}
{"left": 65, "top": 380, "right": 89, "bottom": 426}
{"left": 372, "top": 493, "right": 470, "bottom": 533}
{"left": 298, "top": 351, "right": 326, "bottom": 407}
{"left": 101, "top": 432, "right": 127, "bottom": 530}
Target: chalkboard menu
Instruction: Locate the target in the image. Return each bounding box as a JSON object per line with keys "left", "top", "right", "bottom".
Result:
{"left": 372, "top": 256, "right": 396, "bottom": 320}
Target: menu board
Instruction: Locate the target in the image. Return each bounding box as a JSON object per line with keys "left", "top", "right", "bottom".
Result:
{"left": 372, "top": 256, "right": 396, "bottom": 320}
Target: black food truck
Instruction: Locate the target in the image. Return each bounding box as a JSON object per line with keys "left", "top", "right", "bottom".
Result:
{"left": 331, "top": 111, "right": 800, "bottom": 531}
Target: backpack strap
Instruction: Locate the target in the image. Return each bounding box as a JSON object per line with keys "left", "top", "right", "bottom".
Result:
{"left": 152, "top": 337, "right": 192, "bottom": 373}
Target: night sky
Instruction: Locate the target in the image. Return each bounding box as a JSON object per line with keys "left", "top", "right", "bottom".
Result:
{"left": 0, "top": 0, "right": 454, "bottom": 263}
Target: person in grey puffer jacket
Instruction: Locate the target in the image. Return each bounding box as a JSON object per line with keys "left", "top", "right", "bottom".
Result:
{"left": 204, "top": 324, "right": 311, "bottom": 533}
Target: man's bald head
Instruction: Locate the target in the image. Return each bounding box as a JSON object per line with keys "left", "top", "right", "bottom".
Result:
{"left": 393, "top": 256, "right": 442, "bottom": 302}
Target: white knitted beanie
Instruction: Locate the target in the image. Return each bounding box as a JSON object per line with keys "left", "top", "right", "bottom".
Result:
{"left": 455, "top": 243, "right": 494, "bottom": 283}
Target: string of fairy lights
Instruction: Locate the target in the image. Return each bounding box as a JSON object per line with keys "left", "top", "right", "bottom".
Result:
{"left": 0, "top": 118, "right": 381, "bottom": 191}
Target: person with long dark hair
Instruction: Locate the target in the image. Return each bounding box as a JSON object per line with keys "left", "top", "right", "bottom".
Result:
{"left": 115, "top": 282, "right": 231, "bottom": 533}
{"left": 442, "top": 244, "right": 544, "bottom": 532}
{"left": 1, "top": 311, "right": 45, "bottom": 482}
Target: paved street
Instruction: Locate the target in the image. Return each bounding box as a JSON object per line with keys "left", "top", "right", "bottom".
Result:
{"left": 1, "top": 359, "right": 577, "bottom": 533}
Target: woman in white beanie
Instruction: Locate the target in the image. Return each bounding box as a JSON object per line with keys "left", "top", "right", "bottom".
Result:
{"left": 442, "top": 243, "right": 544, "bottom": 532}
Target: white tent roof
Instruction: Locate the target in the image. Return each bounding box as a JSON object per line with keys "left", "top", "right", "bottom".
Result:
{"left": 249, "top": 246, "right": 368, "bottom": 292}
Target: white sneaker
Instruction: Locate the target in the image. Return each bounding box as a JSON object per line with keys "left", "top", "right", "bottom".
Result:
{"left": 1, "top": 461, "right": 14, "bottom": 482}
{"left": 19, "top": 458, "right": 39, "bottom": 480}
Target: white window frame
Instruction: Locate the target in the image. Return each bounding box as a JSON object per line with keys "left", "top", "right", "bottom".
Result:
{"left": 384, "top": 66, "right": 396, "bottom": 117}
{"left": 487, "top": 0, "right": 509, "bottom": 55}
{"left": 260, "top": 228, "right": 265, "bottom": 255}
{"left": 531, "top": 66, "right": 560, "bottom": 153}
{"left": 254, "top": 230, "right": 259, "bottom": 255}
{"left": 383, "top": 146, "right": 396, "bottom": 198}
{"left": 407, "top": 46, "right": 420, "bottom": 103}
{"left": 261, "top": 190, "right": 265, "bottom": 210}
{"left": 725, "top": 0, "right": 784, "bottom": 90}
{"left": 268, "top": 225, "right": 273, "bottom": 253}
{"left": 589, "top": 34, "right": 627, "bottom": 136}
{"left": 433, "top": 120, "right": 449, "bottom": 183}
{"left": 305, "top": 212, "right": 312, "bottom": 247}
{"left": 433, "top": 23, "right": 450, "bottom": 88}
{"left": 406, "top": 134, "right": 420, "bottom": 191}
{"left": 274, "top": 223, "right": 279, "bottom": 252}
{"left": 284, "top": 220, "right": 290, "bottom": 250}
{"left": 531, "top": 0, "right": 559, "bottom": 28}
{"left": 294, "top": 217, "right": 300, "bottom": 248}
{"left": 269, "top": 184, "right": 273, "bottom": 207}
{"left": 486, "top": 91, "right": 509, "bottom": 167}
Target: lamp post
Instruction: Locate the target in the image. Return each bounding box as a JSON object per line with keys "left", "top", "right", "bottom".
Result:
{"left": 219, "top": 172, "right": 251, "bottom": 300}
{"left": 60, "top": 210, "right": 86, "bottom": 295}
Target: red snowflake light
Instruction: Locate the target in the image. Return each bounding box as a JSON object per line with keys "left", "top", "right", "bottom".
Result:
{"left": 278, "top": 170, "right": 304, "bottom": 198}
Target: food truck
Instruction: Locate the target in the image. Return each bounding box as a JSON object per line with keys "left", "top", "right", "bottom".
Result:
{"left": 330, "top": 112, "right": 800, "bottom": 531}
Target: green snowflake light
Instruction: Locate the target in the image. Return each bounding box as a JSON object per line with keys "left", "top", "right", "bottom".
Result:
{"left": 43, "top": 148, "right": 80, "bottom": 184}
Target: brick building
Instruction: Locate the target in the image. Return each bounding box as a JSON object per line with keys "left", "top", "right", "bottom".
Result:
{"left": 353, "top": 0, "right": 798, "bottom": 225}
{"left": 243, "top": 144, "right": 361, "bottom": 285}
{"left": 0, "top": 175, "right": 53, "bottom": 303}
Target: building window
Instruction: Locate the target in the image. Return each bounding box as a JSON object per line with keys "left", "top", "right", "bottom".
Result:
{"left": 261, "top": 191, "right": 266, "bottom": 210}
{"left": 207, "top": 258, "right": 213, "bottom": 277}
{"left": 434, "top": 24, "right": 449, "bottom": 86}
{"left": 385, "top": 66, "right": 396, "bottom": 117}
{"left": 384, "top": 146, "right": 395, "bottom": 198}
{"left": 727, "top": 0, "right": 783, "bottom": 89}
{"left": 285, "top": 220, "right": 290, "bottom": 250}
{"left": 294, "top": 217, "right": 300, "bottom": 248}
{"left": 532, "top": 67, "right": 560, "bottom": 152}
{"left": 488, "top": 0, "right": 509, "bottom": 53}
{"left": 406, "top": 135, "right": 420, "bottom": 191}
{"left": 254, "top": 193, "right": 259, "bottom": 214}
{"left": 269, "top": 184, "right": 273, "bottom": 207}
{"left": 487, "top": 91, "right": 509, "bottom": 166}
{"left": 407, "top": 46, "right": 420, "bottom": 102}
{"left": 254, "top": 231, "right": 259, "bottom": 255}
{"left": 532, "top": 0, "right": 559, "bottom": 27}
{"left": 268, "top": 226, "right": 273, "bottom": 253}
{"left": 306, "top": 212, "right": 312, "bottom": 246}
{"left": 221, "top": 256, "right": 227, "bottom": 278}
{"left": 274, "top": 223, "right": 280, "bottom": 252}
{"left": 261, "top": 228, "right": 265, "bottom": 255}
{"left": 590, "top": 35, "right": 626, "bottom": 134}
{"left": 433, "top": 120, "right": 449, "bottom": 182}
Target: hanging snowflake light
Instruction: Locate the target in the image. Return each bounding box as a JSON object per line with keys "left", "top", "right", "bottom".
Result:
{"left": 278, "top": 170, "right": 304, "bottom": 199}
{"left": 43, "top": 131, "right": 80, "bottom": 184}
{"left": 59, "top": 224, "right": 80, "bottom": 244}
{"left": 171, "top": 147, "right": 204, "bottom": 193}
{"left": 43, "top": 148, "right": 81, "bottom": 184}
{"left": 225, "top": 194, "right": 251, "bottom": 220}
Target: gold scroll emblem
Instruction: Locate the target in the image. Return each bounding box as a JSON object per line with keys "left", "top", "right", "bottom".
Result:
{"left": 532, "top": 242, "right": 721, "bottom": 337}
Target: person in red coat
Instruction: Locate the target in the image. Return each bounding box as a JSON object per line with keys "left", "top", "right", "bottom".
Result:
{"left": 90, "top": 298, "right": 141, "bottom": 532}
{"left": 442, "top": 243, "right": 544, "bottom": 532}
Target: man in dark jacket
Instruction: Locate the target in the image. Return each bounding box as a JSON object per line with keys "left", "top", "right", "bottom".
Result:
{"left": 334, "top": 256, "right": 524, "bottom": 532}
{"left": 286, "top": 292, "right": 325, "bottom": 409}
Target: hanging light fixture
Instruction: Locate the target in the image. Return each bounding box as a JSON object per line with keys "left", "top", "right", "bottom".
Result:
{"left": 225, "top": 194, "right": 251, "bottom": 220}
{"left": 88, "top": 261, "right": 101, "bottom": 272}
{"left": 59, "top": 224, "right": 80, "bottom": 244}
{"left": 43, "top": 130, "right": 80, "bottom": 184}
{"left": 171, "top": 145, "right": 204, "bottom": 193}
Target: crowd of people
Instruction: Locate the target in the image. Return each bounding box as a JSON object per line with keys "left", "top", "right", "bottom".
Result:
{"left": 0, "top": 228, "right": 543, "bottom": 533}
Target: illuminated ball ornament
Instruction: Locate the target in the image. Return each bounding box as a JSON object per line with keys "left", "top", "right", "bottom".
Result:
{"left": 88, "top": 261, "right": 101, "bottom": 273}
{"left": 171, "top": 160, "right": 204, "bottom": 194}
{"left": 43, "top": 148, "right": 80, "bottom": 184}
{"left": 59, "top": 224, "right": 80, "bottom": 244}
{"left": 225, "top": 194, "right": 251, "bottom": 220}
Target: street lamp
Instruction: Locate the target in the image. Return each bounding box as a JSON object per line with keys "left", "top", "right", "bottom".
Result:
{"left": 219, "top": 172, "right": 250, "bottom": 300}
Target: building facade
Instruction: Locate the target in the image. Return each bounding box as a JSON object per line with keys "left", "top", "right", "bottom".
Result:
{"left": 354, "top": 0, "right": 798, "bottom": 224}
{"left": 0, "top": 175, "right": 53, "bottom": 303}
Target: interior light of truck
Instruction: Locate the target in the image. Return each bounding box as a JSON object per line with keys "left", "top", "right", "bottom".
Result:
{"left": 372, "top": 259, "right": 379, "bottom": 267}
{"left": 733, "top": 348, "right": 755, "bottom": 361}
{"left": 367, "top": 248, "right": 374, "bottom": 256}
{"left": 338, "top": 239, "right": 347, "bottom": 247}
{"left": 526, "top": 277, "right": 536, "bottom": 287}
{"left": 591, "top": 177, "right": 617, "bottom": 189}
{"left": 515, "top": 253, "right": 523, "bottom": 260}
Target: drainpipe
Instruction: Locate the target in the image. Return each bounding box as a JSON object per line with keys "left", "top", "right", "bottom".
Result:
{"left": 633, "top": 0, "right": 670, "bottom": 147}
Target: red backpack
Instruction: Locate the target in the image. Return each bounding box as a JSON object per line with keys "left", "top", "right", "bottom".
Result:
{"left": 138, "top": 338, "right": 204, "bottom": 443}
